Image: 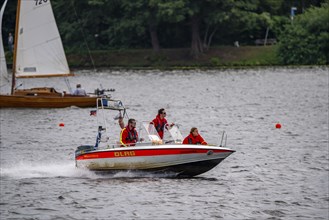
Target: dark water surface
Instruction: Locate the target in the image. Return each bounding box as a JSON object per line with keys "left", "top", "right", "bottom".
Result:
{"left": 1, "top": 67, "right": 328, "bottom": 219}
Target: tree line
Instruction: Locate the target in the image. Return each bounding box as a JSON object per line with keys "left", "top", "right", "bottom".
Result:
{"left": 2, "top": 0, "right": 328, "bottom": 64}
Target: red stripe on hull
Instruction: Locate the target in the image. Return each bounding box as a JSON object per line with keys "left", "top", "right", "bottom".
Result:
{"left": 76, "top": 148, "right": 233, "bottom": 160}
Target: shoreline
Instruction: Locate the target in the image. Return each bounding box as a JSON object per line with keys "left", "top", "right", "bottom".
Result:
{"left": 66, "top": 46, "right": 280, "bottom": 68}
{"left": 5, "top": 65, "right": 328, "bottom": 73}
{"left": 70, "top": 65, "right": 328, "bottom": 71}
{"left": 5, "top": 46, "right": 328, "bottom": 70}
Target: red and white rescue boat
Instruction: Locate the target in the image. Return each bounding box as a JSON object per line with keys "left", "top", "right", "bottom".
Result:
{"left": 75, "top": 98, "right": 235, "bottom": 177}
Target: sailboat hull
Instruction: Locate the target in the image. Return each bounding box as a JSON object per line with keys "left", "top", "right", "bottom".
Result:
{"left": 0, "top": 94, "right": 98, "bottom": 108}
{"left": 75, "top": 145, "right": 235, "bottom": 177}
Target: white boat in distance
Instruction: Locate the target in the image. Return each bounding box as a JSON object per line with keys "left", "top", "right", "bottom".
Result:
{"left": 75, "top": 98, "right": 235, "bottom": 177}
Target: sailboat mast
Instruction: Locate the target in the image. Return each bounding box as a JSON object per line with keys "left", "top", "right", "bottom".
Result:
{"left": 11, "top": 0, "right": 21, "bottom": 94}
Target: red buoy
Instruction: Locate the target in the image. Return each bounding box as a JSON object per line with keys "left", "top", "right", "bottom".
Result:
{"left": 59, "top": 123, "right": 65, "bottom": 127}
{"left": 275, "top": 123, "right": 281, "bottom": 129}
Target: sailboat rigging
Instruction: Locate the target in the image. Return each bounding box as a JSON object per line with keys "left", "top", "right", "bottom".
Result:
{"left": 0, "top": 0, "right": 107, "bottom": 108}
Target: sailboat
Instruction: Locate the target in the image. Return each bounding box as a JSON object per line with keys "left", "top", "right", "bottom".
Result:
{"left": 0, "top": 0, "right": 104, "bottom": 108}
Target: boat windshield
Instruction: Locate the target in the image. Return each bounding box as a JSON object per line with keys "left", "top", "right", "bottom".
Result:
{"left": 138, "top": 123, "right": 183, "bottom": 145}
{"left": 138, "top": 122, "right": 162, "bottom": 144}
{"left": 163, "top": 125, "right": 183, "bottom": 144}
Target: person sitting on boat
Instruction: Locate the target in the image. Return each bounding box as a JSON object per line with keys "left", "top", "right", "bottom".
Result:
{"left": 73, "top": 84, "right": 87, "bottom": 96}
{"left": 183, "top": 127, "right": 208, "bottom": 145}
{"left": 120, "top": 118, "right": 140, "bottom": 147}
{"left": 151, "top": 108, "right": 174, "bottom": 139}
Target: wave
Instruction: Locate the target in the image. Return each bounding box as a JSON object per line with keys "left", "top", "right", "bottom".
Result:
{"left": 0, "top": 161, "right": 96, "bottom": 179}
{"left": 0, "top": 161, "right": 179, "bottom": 179}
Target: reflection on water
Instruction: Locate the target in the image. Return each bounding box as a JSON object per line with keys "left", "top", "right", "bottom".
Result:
{"left": 1, "top": 67, "right": 328, "bottom": 219}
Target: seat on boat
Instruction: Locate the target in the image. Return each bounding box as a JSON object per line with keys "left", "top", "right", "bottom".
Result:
{"left": 148, "top": 135, "right": 162, "bottom": 145}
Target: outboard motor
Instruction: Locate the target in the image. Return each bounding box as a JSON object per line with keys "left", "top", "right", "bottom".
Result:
{"left": 94, "top": 88, "right": 115, "bottom": 96}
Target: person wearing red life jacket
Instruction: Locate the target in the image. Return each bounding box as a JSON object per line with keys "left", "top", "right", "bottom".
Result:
{"left": 183, "top": 127, "right": 208, "bottom": 145}
{"left": 120, "top": 118, "right": 139, "bottom": 147}
{"left": 151, "top": 108, "right": 174, "bottom": 139}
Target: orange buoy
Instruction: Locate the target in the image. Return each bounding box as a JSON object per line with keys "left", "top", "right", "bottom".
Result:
{"left": 59, "top": 123, "right": 65, "bottom": 127}
{"left": 275, "top": 123, "right": 281, "bottom": 129}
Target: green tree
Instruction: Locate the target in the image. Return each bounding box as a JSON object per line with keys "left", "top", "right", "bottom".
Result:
{"left": 111, "top": 0, "right": 186, "bottom": 52}
{"left": 174, "top": 0, "right": 235, "bottom": 58}
{"left": 52, "top": 0, "right": 123, "bottom": 51}
{"left": 3, "top": 0, "right": 325, "bottom": 59}
{"left": 277, "top": 3, "right": 329, "bottom": 64}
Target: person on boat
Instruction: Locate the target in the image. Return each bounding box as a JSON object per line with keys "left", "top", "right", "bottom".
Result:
{"left": 151, "top": 108, "right": 174, "bottom": 139}
{"left": 120, "top": 118, "right": 139, "bottom": 147}
{"left": 183, "top": 127, "right": 208, "bottom": 145}
{"left": 73, "top": 84, "right": 87, "bottom": 96}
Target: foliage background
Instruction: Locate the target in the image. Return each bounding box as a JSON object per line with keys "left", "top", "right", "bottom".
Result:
{"left": 1, "top": 0, "right": 328, "bottom": 65}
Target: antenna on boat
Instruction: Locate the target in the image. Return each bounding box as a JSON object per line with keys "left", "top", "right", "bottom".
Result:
{"left": 219, "top": 131, "right": 225, "bottom": 147}
{"left": 71, "top": 0, "right": 97, "bottom": 73}
{"left": 224, "top": 133, "right": 227, "bottom": 147}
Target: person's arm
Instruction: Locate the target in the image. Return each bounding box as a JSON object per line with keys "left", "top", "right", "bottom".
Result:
{"left": 118, "top": 117, "right": 125, "bottom": 129}
{"left": 151, "top": 118, "right": 157, "bottom": 126}
{"left": 164, "top": 118, "right": 175, "bottom": 130}
{"left": 199, "top": 135, "right": 207, "bottom": 145}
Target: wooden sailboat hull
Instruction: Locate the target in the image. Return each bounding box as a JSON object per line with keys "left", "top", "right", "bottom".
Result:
{"left": 0, "top": 94, "right": 98, "bottom": 108}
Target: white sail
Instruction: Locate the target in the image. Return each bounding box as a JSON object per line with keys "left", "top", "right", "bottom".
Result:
{"left": 15, "top": 0, "right": 70, "bottom": 78}
{"left": 0, "top": 0, "right": 8, "bottom": 82}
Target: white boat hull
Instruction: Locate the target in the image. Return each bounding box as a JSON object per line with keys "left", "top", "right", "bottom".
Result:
{"left": 75, "top": 145, "right": 234, "bottom": 177}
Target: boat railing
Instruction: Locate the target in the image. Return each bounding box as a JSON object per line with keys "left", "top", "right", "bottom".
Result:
{"left": 96, "top": 97, "right": 126, "bottom": 111}
{"left": 218, "top": 131, "right": 228, "bottom": 148}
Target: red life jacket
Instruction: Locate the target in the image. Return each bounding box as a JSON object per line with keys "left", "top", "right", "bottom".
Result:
{"left": 183, "top": 134, "right": 207, "bottom": 145}
{"left": 126, "top": 128, "right": 137, "bottom": 142}
{"left": 152, "top": 115, "right": 168, "bottom": 139}
{"left": 120, "top": 126, "right": 138, "bottom": 147}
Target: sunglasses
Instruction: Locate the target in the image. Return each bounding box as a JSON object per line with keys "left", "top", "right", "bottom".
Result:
{"left": 162, "top": 112, "right": 166, "bottom": 114}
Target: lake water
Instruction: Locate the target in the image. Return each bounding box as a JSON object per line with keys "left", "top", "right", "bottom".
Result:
{"left": 0, "top": 67, "right": 328, "bottom": 219}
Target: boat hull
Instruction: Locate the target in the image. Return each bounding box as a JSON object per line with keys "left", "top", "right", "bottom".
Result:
{"left": 75, "top": 145, "right": 235, "bottom": 177}
{"left": 0, "top": 94, "right": 98, "bottom": 108}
